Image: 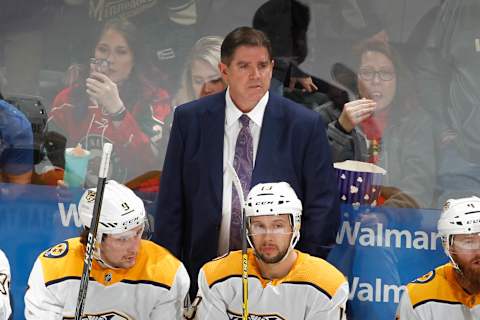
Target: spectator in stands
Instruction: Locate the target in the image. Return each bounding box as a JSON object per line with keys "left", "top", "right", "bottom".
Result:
{"left": 173, "top": 36, "right": 226, "bottom": 106}
{"left": 253, "top": 0, "right": 318, "bottom": 95}
{"left": 48, "top": 19, "right": 172, "bottom": 186}
{"left": 413, "top": 0, "right": 480, "bottom": 206}
{"left": 0, "top": 90, "right": 33, "bottom": 185}
{"left": 319, "top": 40, "right": 435, "bottom": 208}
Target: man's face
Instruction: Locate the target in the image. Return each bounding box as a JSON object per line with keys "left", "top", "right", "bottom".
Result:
{"left": 450, "top": 233, "right": 480, "bottom": 292}
{"left": 249, "top": 214, "right": 293, "bottom": 264}
{"left": 219, "top": 45, "right": 273, "bottom": 112}
{"left": 100, "top": 225, "right": 143, "bottom": 269}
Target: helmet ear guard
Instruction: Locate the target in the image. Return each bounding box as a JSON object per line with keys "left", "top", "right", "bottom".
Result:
{"left": 244, "top": 182, "right": 302, "bottom": 256}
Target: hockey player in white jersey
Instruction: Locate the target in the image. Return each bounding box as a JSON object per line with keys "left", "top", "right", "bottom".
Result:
{"left": 397, "top": 196, "right": 480, "bottom": 319}
{"left": 0, "top": 250, "right": 11, "bottom": 320}
{"left": 194, "top": 182, "right": 349, "bottom": 320}
{"left": 24, "top": 180, "right": 190, "bottom": 319}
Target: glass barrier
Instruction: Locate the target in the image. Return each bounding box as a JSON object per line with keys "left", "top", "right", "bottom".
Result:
{"left": 1, "top": 1, "right": 479, "bottom": 319}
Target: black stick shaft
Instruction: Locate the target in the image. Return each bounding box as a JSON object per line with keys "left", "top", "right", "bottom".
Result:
{"left": 74, "top": 143, "right": 112, "bottom": 320}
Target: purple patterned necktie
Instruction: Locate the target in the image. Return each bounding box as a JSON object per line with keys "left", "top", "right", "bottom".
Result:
{"left": 230, "top": 115, "right": 253, "bottom": 250}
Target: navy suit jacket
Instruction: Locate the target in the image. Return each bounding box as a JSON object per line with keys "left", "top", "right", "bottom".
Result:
{"left": 154, "top": 91, "right": 340, "bottom": 291}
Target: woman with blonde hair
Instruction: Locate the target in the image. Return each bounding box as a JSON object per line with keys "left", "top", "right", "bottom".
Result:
{"left": 173, "top": 36, "right": 226, "bottom": 106}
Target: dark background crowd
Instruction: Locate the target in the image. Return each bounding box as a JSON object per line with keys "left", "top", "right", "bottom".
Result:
{"left": 2, "top": 0, "right": 475, "bottom": 210}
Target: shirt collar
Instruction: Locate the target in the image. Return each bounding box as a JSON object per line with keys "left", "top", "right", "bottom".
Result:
{"left": 225, "top": 87, "right": 269, "bottom": 128}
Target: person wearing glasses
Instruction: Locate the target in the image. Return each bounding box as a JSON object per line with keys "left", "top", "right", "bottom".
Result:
{"left": 192, "top": 182, "right": 348, "bottom": 320}
{"left": 24, "top": 180, "right": 190, "bottom": 319}
{"left": 319, "top": 40, "right": 435, "bottom": 208}
{"left": 397, "top": 196, "right": 480, "bottom": 319}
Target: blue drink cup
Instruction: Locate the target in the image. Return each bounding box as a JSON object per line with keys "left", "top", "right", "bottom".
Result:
{"left": 64, "top": 147, "right": 91, "bottom": 188}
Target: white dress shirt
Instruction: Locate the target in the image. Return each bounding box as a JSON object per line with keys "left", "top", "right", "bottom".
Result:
{"left": 217, "top": 87, "right": 269, "bottom": 255}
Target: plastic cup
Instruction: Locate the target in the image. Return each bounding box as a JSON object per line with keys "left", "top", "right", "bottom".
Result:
{"left": 64, "top": 147, "right": 91, "bottom": 188}
{"left": 334, "top": 160, "right": 386, "bottom": 207}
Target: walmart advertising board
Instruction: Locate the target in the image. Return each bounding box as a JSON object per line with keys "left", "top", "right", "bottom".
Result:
{"left": 0, "top": 184, "right": 447, "bottom": 320}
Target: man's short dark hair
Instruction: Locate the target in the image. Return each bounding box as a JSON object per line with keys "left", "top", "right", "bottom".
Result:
{"left": 221, "top": 26, "right": 272, "bottom": 65}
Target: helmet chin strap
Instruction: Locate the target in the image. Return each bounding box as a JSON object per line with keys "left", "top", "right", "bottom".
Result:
{"left": 444, "top": 236, "right": 463, "bottom": 276}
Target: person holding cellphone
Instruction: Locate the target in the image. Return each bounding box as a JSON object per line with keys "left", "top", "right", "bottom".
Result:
{"left": 48, "top": 18, "right": 172, "bottom": 186}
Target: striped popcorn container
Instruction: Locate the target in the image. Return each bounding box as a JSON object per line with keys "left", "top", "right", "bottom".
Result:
{"left": 333, "top": 160, "right": 386, "bottom": 207}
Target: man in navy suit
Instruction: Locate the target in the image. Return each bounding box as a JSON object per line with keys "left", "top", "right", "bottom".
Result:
{"left": 154, "top": 27, "right": 340, "bottom": 295}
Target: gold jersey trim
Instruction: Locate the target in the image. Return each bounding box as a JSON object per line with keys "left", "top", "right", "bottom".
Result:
{"left": 202, "top": 249, "right": 346, "bottom": 298}
{"left": 39, "top": 238, "right": 180, "bottom": 289}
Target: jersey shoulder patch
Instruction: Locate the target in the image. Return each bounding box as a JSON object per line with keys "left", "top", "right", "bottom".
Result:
{"left": 43, "top": 241, "right": 69, "bottom": 259}
{"left": 412, "top": 270, "right": 435, "bottom": 284}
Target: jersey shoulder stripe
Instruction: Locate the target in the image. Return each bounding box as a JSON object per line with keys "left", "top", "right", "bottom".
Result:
{"left": 39, "top": 238, "right": 182, "bottom": 289}
{"left": 45, "top": 276, "right": 82, "bottom": 288}
{"left": 282, "top": 281, "right": 333, "bottom": 299}
{"left": 120, "top": 279, "right": 171, "bottom": 290}
{"left": 209, "top": 274, "right": 262, "bottom": 289}
{"left": 413, "top": 299, "right": 463, "bottom": 309}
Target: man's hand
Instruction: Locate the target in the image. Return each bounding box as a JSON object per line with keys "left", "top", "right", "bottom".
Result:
{"left": 288, "top": 76, "right": 318, "bottom": 93}
{"left": 338, "top": 98, "right": 376, "bottom": 133}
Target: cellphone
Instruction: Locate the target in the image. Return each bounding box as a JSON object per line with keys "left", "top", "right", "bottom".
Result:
{"left": 90, "top": 58, "right": 110, "bottom": 74}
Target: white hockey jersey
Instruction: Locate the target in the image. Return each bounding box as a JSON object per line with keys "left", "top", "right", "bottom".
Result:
{"left": 24, "top": 238, "right": 190, "bottom": 320}
{"left": 396, "top": 263, "right": 480, "bottom": 320}
{"left": 0, "top": 250, "right": 11, "bottom": 320}
{"left": 195, "top": 249, "right": 349, "bottom": 320}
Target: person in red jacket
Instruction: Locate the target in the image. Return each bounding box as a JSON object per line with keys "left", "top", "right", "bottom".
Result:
{"left": 48, "top": 18, "right": 172, "bottom": 187}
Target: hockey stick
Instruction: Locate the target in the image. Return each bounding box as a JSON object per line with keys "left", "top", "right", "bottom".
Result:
{"left": 74, "top": 143, "right": 113, "bottom": 320}
{"left": 227, "top": 164, "right": 249, "bottom": 320}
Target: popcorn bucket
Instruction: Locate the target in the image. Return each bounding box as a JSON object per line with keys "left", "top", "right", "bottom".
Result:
{"left": 334, "top": 160, "right": 386, "bottom": 207}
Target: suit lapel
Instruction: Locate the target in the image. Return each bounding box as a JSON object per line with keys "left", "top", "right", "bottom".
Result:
{"left": 252, "top": 94, "right": 284, "bottom": 186}
{"left": 204, "top": 95, "right": 226, "bottom": 210}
